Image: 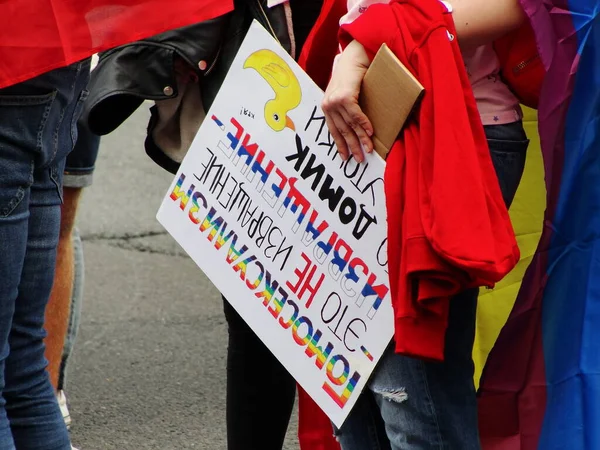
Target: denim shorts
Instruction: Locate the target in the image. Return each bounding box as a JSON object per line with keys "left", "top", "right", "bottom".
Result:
{"left": 63, "top": 119, "right": 100, "bottom": 188}
{"left": 64, "top": 56, "right": 100, "bottom": 189}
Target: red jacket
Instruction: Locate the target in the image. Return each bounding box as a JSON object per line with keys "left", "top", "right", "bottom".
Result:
{"left": 304, "top": 0, "right": 520, "bottom": 361}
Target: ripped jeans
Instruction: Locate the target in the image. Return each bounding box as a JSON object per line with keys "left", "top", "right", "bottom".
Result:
{"left": 335, "top": 121, "right": 530, "bottom": 450}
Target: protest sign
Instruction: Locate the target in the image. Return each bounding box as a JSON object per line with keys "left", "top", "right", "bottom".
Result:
{"left": 157, "top": 21, "right": 394, "bottom": 427}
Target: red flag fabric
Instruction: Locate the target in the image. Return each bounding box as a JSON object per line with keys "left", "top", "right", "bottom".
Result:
{"left": 297, "top": 386, "right": 341, "bottom": 450}
{"left": 0, "top": 0, "right": 233, "bottom": 88}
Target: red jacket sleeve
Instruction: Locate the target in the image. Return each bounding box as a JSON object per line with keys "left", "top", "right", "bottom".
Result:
{"left": 414, "top": 27, "right": 520, "bottom": 284}
{"left": 341, "top": 3, "right": 464, "bottom": 360}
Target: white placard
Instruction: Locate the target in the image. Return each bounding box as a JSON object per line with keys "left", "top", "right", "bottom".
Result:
{"left": 157, "top": 21, "right": 393, "bottom": 427}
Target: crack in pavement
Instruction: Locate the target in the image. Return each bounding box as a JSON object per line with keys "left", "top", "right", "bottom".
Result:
{"left": 82, "top": 230, "right": 168, "bottom": 242}
{"left": 81, "top": 231, "right": 188, "bottom": 257}
{"left": 107, "top": 240, "right": 188, "bottom": 257}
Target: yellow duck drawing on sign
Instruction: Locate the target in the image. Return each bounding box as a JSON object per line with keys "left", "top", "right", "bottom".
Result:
{"left": 243, "top": 49, "right": 302, "bottom": 132}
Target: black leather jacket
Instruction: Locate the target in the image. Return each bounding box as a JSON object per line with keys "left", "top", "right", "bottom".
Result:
{"left": 81, "top": 0, "right": 295, "bottom": 173}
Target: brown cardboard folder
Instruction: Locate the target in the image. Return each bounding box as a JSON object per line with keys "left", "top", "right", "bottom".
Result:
{"left": 359, "top": 44, "right": 425, "bottom": 160}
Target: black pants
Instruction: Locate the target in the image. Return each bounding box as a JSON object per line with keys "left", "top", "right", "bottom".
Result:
{"left": 223, "top": 3, "right": 325, "bottom": 449}
{"left": 223, "top": 299, "right": 296, "bottom": 450}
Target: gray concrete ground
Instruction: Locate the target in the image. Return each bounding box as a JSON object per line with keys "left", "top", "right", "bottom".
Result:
{"left": 67, "top": 107, "right": 300, "bottom": 449}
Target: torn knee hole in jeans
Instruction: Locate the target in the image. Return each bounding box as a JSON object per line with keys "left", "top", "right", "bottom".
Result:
{"left": 374, "top": 387, "right": 408, "bottom": 403}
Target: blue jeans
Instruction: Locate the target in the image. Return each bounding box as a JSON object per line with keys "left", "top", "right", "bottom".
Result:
{"left": 63, "top": 119, "right": 100, "bottom": 189}
{"left": 336, "top": 121, "right": 529, "bottom": 450}
{"left": 0, "top": 61, "right": 90, "bottom": 450}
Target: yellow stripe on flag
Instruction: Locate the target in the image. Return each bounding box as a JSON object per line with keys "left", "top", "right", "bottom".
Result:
{"left": 473, "top": 107, "right": 547, "bottom": 388}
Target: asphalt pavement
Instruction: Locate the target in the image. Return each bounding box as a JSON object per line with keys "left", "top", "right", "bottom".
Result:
{"left": 67, "top": 107, "right": 300, "bottom": 450}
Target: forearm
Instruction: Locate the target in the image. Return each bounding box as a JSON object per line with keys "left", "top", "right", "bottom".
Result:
{"left": 447, "top": 0, "right": 527, "bottom": 51}
{"left": 336, "top": 39, "right": 371, "bottom": 72}
{"left": 324, "top": 0, "right": 528, "bottom": 162}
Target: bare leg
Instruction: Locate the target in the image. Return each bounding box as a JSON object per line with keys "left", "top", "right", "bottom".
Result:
{"left": 44, "top": 187, "right": 82, "bottom": 390}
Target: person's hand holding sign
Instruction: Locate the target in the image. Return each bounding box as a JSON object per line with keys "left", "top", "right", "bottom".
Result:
{"left": 322, "top": 40, "right": 374, "bottom": 163}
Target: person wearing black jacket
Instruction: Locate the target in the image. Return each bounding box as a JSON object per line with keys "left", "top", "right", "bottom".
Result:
{"left": 81, "top": 1, "right": 323, "bottom": 448}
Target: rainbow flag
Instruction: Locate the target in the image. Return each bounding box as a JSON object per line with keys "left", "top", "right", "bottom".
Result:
{"left": 477, "top": 0, "right": 600, "bottom": 448}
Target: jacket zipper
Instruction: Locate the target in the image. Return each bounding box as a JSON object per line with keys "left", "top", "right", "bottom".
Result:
{"left": 204, "top": 45, "right": 222, "bottom": 76}
{"left": 512, "top": 54, "right": 539, "bottom": 75}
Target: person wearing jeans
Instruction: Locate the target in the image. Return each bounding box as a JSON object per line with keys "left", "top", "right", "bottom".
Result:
{"left": 317, "top": 0, "right": 530, "bottom": 448}
{"left": 333, "top": 121, "right": 529, "bottom": 450}
{"left": 0, "top": 59, "right": 90, "bottom": 450}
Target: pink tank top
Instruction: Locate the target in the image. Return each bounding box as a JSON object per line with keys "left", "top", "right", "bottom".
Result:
{"left": 341, "top": 0, "right": 522, "bottom": 125}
